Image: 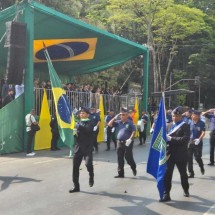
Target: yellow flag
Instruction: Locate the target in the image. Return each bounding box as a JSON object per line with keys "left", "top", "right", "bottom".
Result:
{"left": 34, "top": 90, "right": 52, "bottom": 150}
{"left": 97, "top": 95, "right": 105, "bottom": 142}
{"left": 134, "top": 97, "right": 139, "bottom": 137}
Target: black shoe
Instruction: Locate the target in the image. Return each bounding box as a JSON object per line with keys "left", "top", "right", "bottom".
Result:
{"left": 69, "top": 187, "right": 80, "bottom": 193}
{"left": 105, "top": 148, "right": 110, "bottom": 151}
{"left": 114, "top": 175, "right": 124, "bottom": 178}
{"left": 51, "top": 148, "right": 57, "bottom": 151}
{"left": 89, "top": 177, "right": 94, "bottom": 187}
{"left": 55, "top": 147, "right": 61, "bottom": 150}
{"left": 184, "top": 190, "right": 190, "bottom": 197}
{"left": 208, "top": 163, "right": 214, "bottom": 166}
{"left": 188, "top": 173, "right": 194, "bottom": 178}
{"left": 200, "top": 166, "right": 205, "bottom": 175}
{"left": 132, "top": 168, "right": 137, "bottom": 176}
{"left": 159, "top": 193, "right": 171, "bottom": 202}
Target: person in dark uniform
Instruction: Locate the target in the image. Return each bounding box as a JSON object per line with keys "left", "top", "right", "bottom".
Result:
{"left": 105, "top": 109, "right": 117, "bottom": 151}
{"left": 69, "top": 107, "right": 94, "bottom": 193}
{"left": 138, "top": 110, "right": 148, "bottom": 145}
{"left": 202, "top": 108, "right": 215, "bottom": 166}
{"left": 188, "top": 110, "right": 205, "bottom": 178}
{"left": 160, "top": 106, "right": 190, "bottom": 202}
{"left": 108, "top": 108, "right": 137, "bottom": 178}
{"left": 50, "top": 112, "right": 60, "bottom": 151}
{"left": 89, "top": 107, "right": 101, "bottom": 153}
{"left": 2, "top": 88, "right": 14, "bottom": 107}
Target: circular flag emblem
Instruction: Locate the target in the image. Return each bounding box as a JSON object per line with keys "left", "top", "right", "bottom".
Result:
{"left": 57, "top": 94, "right": 72, "bottom": 124}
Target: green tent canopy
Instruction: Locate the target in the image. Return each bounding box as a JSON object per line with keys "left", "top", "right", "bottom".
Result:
{"left": 0, "top": 0, "right": 148, "bottom": 76}
{"left": 0, "top": 0, "right": 149, "bottom": 154}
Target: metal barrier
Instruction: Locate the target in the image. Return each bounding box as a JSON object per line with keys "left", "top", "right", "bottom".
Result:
{"left": 34, "top": 88, "right": 132, "bottom": 116}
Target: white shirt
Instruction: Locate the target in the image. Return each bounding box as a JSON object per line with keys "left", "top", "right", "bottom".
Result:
{"left": 15, "top": 84, "right": 24, "bottom": 99}
{"left": 25, "top": 114, "right": 36, "bottom": 132}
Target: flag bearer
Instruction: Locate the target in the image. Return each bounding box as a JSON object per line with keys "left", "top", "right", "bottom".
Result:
{"left": 160, "top": 106, "right": 190, "bottom": 202}
{"left": 69, "top": 107, "right": 94, "bottom": 193}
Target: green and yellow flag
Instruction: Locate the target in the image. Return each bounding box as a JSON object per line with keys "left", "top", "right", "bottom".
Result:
{"left": 134, "top": 97, "right": 139, "bottom": 137}
{"left": 97, "top": 95, "right": 105, "bottom": 142}
{"left": 44, "top": 48, "right": 74, "bottom": 150}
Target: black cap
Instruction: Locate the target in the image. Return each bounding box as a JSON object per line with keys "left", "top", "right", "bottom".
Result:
{"left": 79, "top": 107, "right": 90, "bottom": 114}
{"left": 192, "top": 110, "right": 201, "bottom": 116}
{"left": 172, "top": 106, "right": 183, "bottom": 115}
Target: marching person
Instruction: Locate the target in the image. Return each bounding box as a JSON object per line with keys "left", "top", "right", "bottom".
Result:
{"left": 108, "top": 108, "right": 137, "bottom": 178}
{"left": 89, "top": 107, "right": 101, "bottom": 153}
{"left": 105, "top": 109, "right": 117, "bottom": 151}
{"left": 69, "top": 107, "right": 94, "bottom": 193}
{"left": 202, "top": 108, "right": 215, "bottom": 166}
{"left": 160, "top": 106, "right": 190, "bottom": 202}
{"left": 25, "top": 109, "right": 38, "bottom": 156}
{"left": 138, "top": 110, "right": 148, "bottom": 145}
{"left": 50, "top": 112, "right": 60, "bottom": 151}
{"left": 188, "top": 110, "right": 205, "bottom": 178}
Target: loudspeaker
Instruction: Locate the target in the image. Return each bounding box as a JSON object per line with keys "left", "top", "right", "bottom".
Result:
{"left": 5, "top": 21, "right": 27, "bottom": 48}
{"left": 5, "top": 21, "right": 27, "bottom": 85}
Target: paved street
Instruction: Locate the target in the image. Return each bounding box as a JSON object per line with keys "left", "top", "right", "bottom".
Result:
{"left": 0, "top": 132, "right": 214, "bottom": 215}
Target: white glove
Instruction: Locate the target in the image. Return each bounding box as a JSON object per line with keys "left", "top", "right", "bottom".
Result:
{"left": 125, "top": 138, "right": 132, "bottom": 147}
{"left": 111, "top": 127, "right": 115, "bottom": 133}
{"left": 114, "top": 114, "right": 120, "bottom": 120}
{"left": 194, "top": 139, "right": 200, "bottom": 145}
{"left": 150, "top": 128, "right": 154, "bottom": 134}
{"left": 166, "top": 135, "right": 172, "bottom": 141}
{"left": 93, "top": 126, "right": 98, "bottom": 131}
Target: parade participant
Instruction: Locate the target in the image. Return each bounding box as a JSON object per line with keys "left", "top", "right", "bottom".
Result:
{"left": 138, "top": 110, "right": 148, "bottom": 145}
{"left": 202, "top": 108, "right": 215, "bottom": 166}
{"left": 160, "top": 106, "right": 190, "bottom": 202}
{"left": 105, "top": 109, "right": 117, "bottom": 151}
{"left": 182, "top": 110, "right": 192, "bottom": 127}
{"left": 50, "top": 112, "right": 60, "bottom": 151}
{"left": 89, "top": 107, "right": 101, "bottom": 153}
{"left": 69, "top": 107, "right": 94, "bottom": 193}
{"left": 25, "top": 109, "right": 39, "bottom": 156}
{"left": 188, "top": 110, "right": 205, "bottom": 178}
{"left": 108, "top": 108, "right": 137, "bottom": 178}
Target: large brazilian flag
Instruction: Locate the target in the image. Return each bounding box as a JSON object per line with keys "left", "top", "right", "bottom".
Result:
{"left": 44, "top": 48, "right": 73, "bottom": 150}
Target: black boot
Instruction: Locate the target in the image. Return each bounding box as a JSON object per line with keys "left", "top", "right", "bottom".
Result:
{"left": 200, "top": 166, "right": 205, "bottom": 175}
{"left": 184, "top": 190, "right": 190, "bottom": 197}
{"left": 89, "top": 176, "right": 94, "bottom": 187}
{"left": 69, "top": 187, "right": 80, "bottom": 193}
{"left": 69, "top": 184, "right": 80, "bottom": 193}
{"left": 160, "top": 193, "right": 171, "bottom": 202}
{"left": 188, "top": 173, "right": 194, "bottom": 178}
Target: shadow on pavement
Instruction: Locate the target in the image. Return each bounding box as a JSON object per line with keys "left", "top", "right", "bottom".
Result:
{"left": 0, "top": 175, "right": 42, "bottom": 192}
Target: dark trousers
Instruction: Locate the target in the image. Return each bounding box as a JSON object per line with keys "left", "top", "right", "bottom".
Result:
{"left": 139, "top": 124, "right": 147, "bottom": 144}
{"left": 164, "top": 156, "right": 189, "bottom": 194}
{"left": 106, "top": 127, "right": 116, "bottom": 149}
{"left": 27, "top": 131, "right": 36, "bottom": 154}
{"left": 93, "top": 129, "right": 99, "bottom": 151}
{"left": 188, "top": 143, "right": 204, "bottom": 174}
{"left": 51, "top": 132, "right": 60, "bottom": 149}
{"left": 209, "top": 132, "right": 215, "bottom": 164}
{"left": 73, "top": 149, "right": 94, "bottom": 188}
{"left": 117, "top": 141, "right": 136, "bottom": 176}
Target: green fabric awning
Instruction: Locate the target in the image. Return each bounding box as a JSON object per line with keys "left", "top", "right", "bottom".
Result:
{"left": 0, "top": 1, "right": 147, "bottom": 76}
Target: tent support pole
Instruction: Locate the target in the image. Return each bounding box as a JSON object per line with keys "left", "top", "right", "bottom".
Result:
{"left": 24, "top": 3, "right": 34, "bottom": 152}
{"left": 143, "top": 50, "right": 149, "bottom": 111}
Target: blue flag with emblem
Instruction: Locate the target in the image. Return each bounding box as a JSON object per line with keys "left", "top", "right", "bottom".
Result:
{"left": 146, "top": 95, "right": 167, "bottom": 199}
{"left": 44, "top": 46, "right": 74, "bottom": 151}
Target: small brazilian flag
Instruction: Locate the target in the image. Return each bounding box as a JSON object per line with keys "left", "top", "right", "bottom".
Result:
{"left": 44, "top": 46, "right": 74, "bottom": 150}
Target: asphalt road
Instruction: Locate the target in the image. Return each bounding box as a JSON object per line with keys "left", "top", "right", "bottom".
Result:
{"left": 0, "top": 132, "right": 215, "bottom": 215}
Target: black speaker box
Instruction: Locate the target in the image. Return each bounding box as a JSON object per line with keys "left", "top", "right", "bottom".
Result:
{"left": 6, "top": 46, "right": 25, "bottom": 85}
{"left": 5, "top": 21, "right": 27, "bottom": 48}
{"left": 5, "top": 21, "right": 27, "bottom": 85}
